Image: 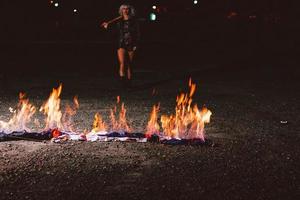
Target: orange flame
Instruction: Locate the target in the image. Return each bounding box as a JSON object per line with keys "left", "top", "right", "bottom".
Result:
{"left": 145, "top": 104, "right": 160, "bottom": 137}
{"left": 62, "top": 96, "right": 80, "bottom": 132}
{"left": 39, "top": 84, "right": 79, "bottom": 132}
{"left": 0, "top": 93, "right": 36, "bottom": 132}
{"left": 110, "top": 96, "right": 131, "bottom": 132}
{"left": 39, "top": 84, "right": 63, "bottom": 130}
{"left": 91, "top": 112, "right": 107, "bottom": 133}
{"left": 160, "top": 79, "right": 212, "bottom": 140}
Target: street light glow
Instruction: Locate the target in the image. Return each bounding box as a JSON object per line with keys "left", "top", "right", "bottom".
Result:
{"left": 150, "top": 13, "right": 156, "bottom": 21}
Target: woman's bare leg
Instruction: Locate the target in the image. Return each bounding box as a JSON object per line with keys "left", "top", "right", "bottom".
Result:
{"left": 117, "top": 48, "right": 126, "bottom": 77}
{"left": 127, "top": 51, "right": 135, "bottom": 80}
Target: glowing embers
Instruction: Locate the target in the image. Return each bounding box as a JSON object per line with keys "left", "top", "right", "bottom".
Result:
{"left": 146, "top": 78, "right": 212, "bottom": 141}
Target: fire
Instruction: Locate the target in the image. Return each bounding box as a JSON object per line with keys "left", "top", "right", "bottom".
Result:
{"left": 87, "top": 96, "right": 130, "bottom": 136}
{"left": 39, "top": 84, "right": 79, "bottom": 132}
{"left": 91, "top": 112, "right": 107, "bottom": 133}
{"left": 145, "top": 104, "right": 160, "bottom": 137}
{"left": 110, "top": 96, "right": 131, "bottom": 132}
{"left": 155, "top": 79, "right": 212, "bottom": 140}
{"left": 62, "top": 96, "right": 80, "bottom": 132}
{"left": 0, "top": 79, "right": 212, "bottom": 144}
{"left": 39, "top": 84, "right": 63, "bottom": 130}
{"left": 0, "top": 93, "right": 36, "bottom": 132}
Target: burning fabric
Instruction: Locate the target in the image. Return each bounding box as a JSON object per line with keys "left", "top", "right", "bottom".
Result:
{"left": 146, "top": 78, "right": 212, "bottom": 140}
{"left": 52, "top": 130, "right": 147, "bottom": 143}
{"left": 0, "top": 79, "right": 213, "bottom": 146}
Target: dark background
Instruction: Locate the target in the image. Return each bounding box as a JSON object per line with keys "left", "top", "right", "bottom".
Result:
{"left": 0, "top": 2, "right": 299, "bottom": 199}
{"left": 0, "top": 0, "right": 298, "bottom": 78}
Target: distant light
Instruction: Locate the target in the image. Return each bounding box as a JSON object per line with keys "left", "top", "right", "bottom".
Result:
{"left": 50, "top": 0, "right": 54, "bottom": 4}
{"left": 150, "top": 13, "right": 156, "bottom": 21}
{"left": 73, "top": 9, "right": 77, "bottom": 13}
{"left": 152, "top": 5, "right": 157, "bottom": 10}
{"left": 193, "top": 0, "right": 198, "bottom": 4}
{"left": 227, "top": 11, "right": 238, "bottom": 19}
{"left": 54, "top": 2, "right": 59, "bottom": 7}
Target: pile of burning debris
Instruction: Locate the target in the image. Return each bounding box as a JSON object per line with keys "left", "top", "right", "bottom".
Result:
{"left": 0, "top": 79, "right": 213, "bottom": 146}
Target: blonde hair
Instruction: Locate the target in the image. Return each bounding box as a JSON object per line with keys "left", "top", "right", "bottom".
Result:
{"left": 118, "top": 4, "right": 135, "bottom": 17}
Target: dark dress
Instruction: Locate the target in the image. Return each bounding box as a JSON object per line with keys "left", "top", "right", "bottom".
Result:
{"left": 116, "top": 18, "right": 140, "bottom": 51}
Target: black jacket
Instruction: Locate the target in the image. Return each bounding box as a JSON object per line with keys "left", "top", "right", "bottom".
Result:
{"left": 115, "top": 18, "right": 140, "bottom": 48}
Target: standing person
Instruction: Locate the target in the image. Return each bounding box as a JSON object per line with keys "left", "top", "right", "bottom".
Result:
{"left": 102, "top": 4, "right": 140, "bottom": 87}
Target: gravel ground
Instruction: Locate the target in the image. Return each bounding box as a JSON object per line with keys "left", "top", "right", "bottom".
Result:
{"left": 0, "top": 68, "right": 299, "bottom": 200}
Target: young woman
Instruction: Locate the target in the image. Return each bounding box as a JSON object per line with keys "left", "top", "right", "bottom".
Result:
{"left": 102, "top": 4, "right": 140, "bottom": 86}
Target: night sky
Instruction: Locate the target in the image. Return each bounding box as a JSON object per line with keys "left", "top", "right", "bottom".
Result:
{"left": 0, "top": 0, "right": 292, "bottom": 41}
{"left": 0, "top": 0, "right": 297, "bottom": 75}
